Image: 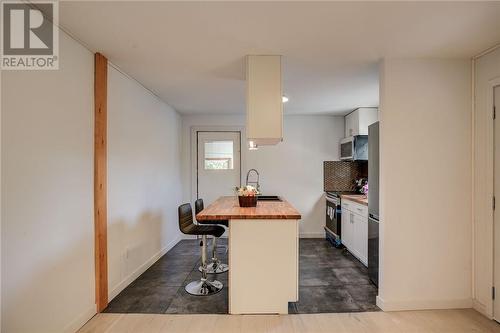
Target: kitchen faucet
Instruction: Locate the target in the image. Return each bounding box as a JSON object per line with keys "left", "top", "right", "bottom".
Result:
{"left": 246, "top": 169, "right": 260, "bottom": 193}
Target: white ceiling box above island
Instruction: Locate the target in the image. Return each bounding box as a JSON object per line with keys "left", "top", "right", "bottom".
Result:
{"left": 246, "top": 55, "right": 283, "bottom": 147}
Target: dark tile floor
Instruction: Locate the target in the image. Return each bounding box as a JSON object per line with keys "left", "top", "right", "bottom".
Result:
{"left": 104, "top": 238, "right": 379, "bottom": 314}
{"left": 290, "top": 239, "right": 379, "bottom": 313}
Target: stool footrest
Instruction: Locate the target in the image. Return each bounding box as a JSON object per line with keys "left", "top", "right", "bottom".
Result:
{"left": 200, "top": 262, "right": 229, "bottom": 274}
{"left": 185, "top": 279, "right": 223, "bottom": 296}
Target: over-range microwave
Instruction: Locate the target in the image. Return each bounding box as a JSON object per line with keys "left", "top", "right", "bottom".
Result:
{"left": 340, "top": 135, "right": 368, "bottom": 161}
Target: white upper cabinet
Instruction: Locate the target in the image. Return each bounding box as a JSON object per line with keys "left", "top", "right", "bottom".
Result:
{"left": 246, "top": 55, "right": 283, "bottom": 146}
{"left": 344, "top": 107, "right": 378, "bottom": 137}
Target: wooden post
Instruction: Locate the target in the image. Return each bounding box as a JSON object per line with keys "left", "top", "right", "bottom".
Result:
{"left": 94, "top": 52, "right": 108, "bottom": 312}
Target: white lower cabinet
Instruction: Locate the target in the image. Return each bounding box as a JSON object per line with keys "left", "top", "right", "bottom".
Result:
{"left": 352, "top": 213, "right": 368, "bottom": 265}
{"left": 341, "top": 201, "right": 368, "bottom": 266}
{"left": 341, "top": 210, "right": 352, "bottom": 249}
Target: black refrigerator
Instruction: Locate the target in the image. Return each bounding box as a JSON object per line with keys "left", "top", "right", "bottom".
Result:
{"left": 368, "top": 122, "right": 380, "bottom": 287}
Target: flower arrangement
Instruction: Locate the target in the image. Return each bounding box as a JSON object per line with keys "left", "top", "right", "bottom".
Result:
{"left": 362, "top": 183, "right": 369, "bottom": 197}
{"left": 236, "top": 185, "right": 259, "bottom": 197}
{"left": 235, "top": 185, "right": 259, "bottom": 207}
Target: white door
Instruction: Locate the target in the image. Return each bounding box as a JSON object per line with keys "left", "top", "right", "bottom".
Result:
{"left": 350, "top": 213, "right": 362, "bottom": 262}
{"left": 352, "top": 213, "right": 368, "bottom": 266}
{"left": 197, "top": 131, "right": 241, "bottom": 206}
{"left": 341, "top": 209, "right": 352, "bottom": 249}
{"left": 341, "top": 208, "right": 348, "bottom": 247}
{"left": 494, "top": 85, "right": 500, "bottom": 321}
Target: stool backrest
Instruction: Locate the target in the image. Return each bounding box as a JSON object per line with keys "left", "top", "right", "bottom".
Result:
{"left": 178, "top": 203, "right": 194, "bottom": 234}
{"left": 194, "top": 199, "right": 204, "bottom": 216}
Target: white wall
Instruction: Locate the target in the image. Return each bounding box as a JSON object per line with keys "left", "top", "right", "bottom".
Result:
{"left": 181, "top": 114, "right": 343, "bottom": 237}
{"left": 378, "top": 58, "right": 472, "bottom": 311}
{"left": 107, "top": 67, "right": 183, "bottom": 299}
{"left": 1, "top": 28, "right": 184, "bottom": 332}
{"left": 473, "top": 46, "right": 500, "bottom": 317}
{"left": 1, "top": 32, "right": 95, "bottom": 332}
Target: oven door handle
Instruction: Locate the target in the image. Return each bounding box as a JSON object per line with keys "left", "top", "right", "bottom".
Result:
{"left": 326, "top": 197, "right": 338, "bottom": 204}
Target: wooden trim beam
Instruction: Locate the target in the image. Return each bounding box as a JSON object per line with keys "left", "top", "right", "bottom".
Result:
{"left": 94, "top": 52, "right": 108, "bottom": 312}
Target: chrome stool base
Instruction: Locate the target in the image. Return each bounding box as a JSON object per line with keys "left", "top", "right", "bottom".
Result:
{"left": 198, "top": 236, "right": 229, "bottom": 274}
{"left": 185, "top": 279, "right": 223, "bottom": 296}
{"left": 199, "top": 262, "right": 229, "bottom": 274}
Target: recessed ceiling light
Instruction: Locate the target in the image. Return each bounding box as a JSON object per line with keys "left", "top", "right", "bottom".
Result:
{"left": 282, "top": 96, "right": 289, "bottom": 103}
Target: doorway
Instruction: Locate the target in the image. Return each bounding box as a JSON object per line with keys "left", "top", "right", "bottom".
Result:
{"left": 196, "top": 131, "right": 241, "bottom": 205}
{"left": 493, "top": 85, "right": 500, "bottom": 321}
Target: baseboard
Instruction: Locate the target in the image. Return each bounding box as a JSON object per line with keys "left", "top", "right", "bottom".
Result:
{"left": 63, "top": 304, "right": 96, "bottom": 333}
{"left": 299, "top": 232, "right": 325, "bottom": 238}
{"left": 180, "top": 234, "right": 195, "bottom": 239}
{"left": 473, "top": 298, "right": 492, "bottom": 319}
{"left": 109, "top": 234, "right": 182, "bottom": 300}
{"left": 376, "top": 295, "right": 384, "bottom": 309}
{"left": 185, "top": 231, "right": 323, "bottom": 239}
{"left": 182, "top": 234, "right": 229, "bottom": 239}
{"left": 377, "top": 295, "right": 472, "bottom": 311}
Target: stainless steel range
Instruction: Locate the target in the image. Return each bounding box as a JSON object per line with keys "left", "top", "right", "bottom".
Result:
{"left": 325, "top": 191, "right": 357, "bottom": 247}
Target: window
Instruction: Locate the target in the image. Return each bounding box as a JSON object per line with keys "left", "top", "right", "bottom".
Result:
{"left": 204, "top": 141, "right": 234, "bottom": 170}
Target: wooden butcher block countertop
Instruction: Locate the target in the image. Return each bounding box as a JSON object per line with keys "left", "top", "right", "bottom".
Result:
{"left": 341, "top": 194, "right": 368, "bottom": 206}
{"left": 196, "top": 196, "right": 301, "bottom": 220}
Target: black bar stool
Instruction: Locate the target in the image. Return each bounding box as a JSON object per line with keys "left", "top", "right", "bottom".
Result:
{"left": 195, "top": 198, "right": 229, "bottom": 274}
{"left": 178, "top": 203, "right": 225, "bottom": 296}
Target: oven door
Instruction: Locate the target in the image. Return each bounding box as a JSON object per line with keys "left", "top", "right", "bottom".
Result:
{"left": 340, "top": 137, "right": 354, "bottom": 160}
{"left": 326, "top": 197, "right": 340, "bottom": 237}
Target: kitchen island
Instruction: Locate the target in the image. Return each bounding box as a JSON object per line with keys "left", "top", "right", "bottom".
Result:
{"left": 196, "top": 196, "right": 301, "bottom": 314}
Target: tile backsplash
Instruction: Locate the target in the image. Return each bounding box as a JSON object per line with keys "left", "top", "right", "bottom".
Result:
{"left": 324, "top": 161, "right": 368, "bottom": 192}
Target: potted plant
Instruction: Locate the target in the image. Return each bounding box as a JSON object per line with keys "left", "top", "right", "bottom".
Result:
{"left": 236, "top": 185, "right": 259, "bottom": 207}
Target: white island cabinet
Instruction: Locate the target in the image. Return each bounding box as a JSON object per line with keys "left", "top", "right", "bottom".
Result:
{"left": 341, "top": 197, "right": 368, "bottom": 266}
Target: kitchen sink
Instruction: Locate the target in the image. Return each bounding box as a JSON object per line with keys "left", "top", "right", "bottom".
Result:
{"left": 257, "top": 195, "right": 282, "bottom": 201}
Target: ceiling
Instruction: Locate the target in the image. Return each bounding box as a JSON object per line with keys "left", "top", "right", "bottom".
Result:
{"left": 58, "top": 1, "right": 500, "bottom": 115}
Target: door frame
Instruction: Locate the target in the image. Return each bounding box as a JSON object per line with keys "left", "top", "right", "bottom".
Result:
{"left": 190, "top": 126, "right": 244, "bottom": 205}
{"left": 492, "top": 79, "right": 500, "bottom": 321}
